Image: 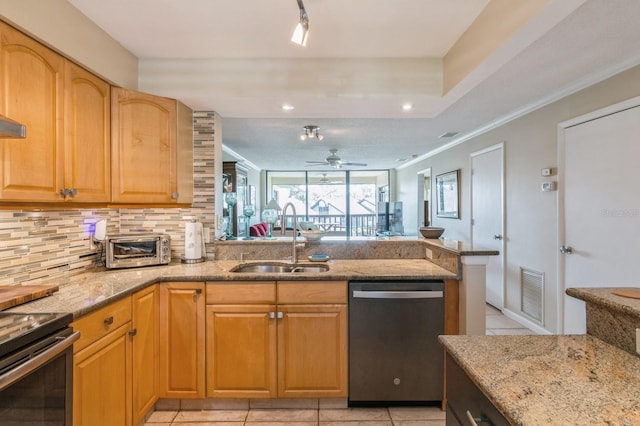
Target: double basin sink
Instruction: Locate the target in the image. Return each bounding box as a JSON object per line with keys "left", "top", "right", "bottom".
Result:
{"left": 230, "top": 262, "right": 329, "bottom": 274}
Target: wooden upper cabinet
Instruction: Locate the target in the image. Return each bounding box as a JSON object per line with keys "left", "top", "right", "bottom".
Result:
{"left": 0, "top": 22, "right": 64, "bottom": 201}
{"left": 0, "top": 22, "right": 110, "bottom": 203}
{"left": 111, "top": 87, "right": 193, "bottom": 204}
{"left": 64, "top": 61, "right": 111, "bottom": 202}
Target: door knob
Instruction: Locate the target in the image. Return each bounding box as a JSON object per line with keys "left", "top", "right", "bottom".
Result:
{"left": 493, "top": 234, "right": 503, "bottom": 240}
{"left": 560, "top": 245, "right": 573, "bottom": 254}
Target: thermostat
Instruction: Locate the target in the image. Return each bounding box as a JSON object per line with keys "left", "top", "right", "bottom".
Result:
{"left": 541, "top": 181, "right": 557, "bottom": 192}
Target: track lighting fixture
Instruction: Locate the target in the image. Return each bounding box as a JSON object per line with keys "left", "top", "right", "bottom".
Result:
{"left": 291, "top": 0, "right": 309, "bottom": 46}
{"left": 300, "top": 125, "right": 323, "bottom": 141}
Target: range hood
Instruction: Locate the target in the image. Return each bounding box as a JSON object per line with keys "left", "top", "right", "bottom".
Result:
{"left": 0, "top": 115, "right": 26, "bottom": 139}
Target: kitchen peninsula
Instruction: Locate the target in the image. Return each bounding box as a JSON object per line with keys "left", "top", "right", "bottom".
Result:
{"left": 440, "top": 288, "right": 640, "bottom": 425}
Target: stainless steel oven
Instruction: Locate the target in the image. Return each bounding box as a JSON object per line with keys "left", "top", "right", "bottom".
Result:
{"left": 0, "top": 312, "right": 78, "bottom": 425}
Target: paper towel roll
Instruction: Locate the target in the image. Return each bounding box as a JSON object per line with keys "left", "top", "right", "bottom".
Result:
{"left": 184, "top": 220, "right": 203, "bottom": 260}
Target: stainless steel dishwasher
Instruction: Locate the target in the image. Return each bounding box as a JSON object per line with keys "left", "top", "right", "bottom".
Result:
{"left": 348, "top": 280, "right": 444, "bottom": 405}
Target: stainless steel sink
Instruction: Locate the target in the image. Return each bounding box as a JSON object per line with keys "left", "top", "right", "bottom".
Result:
{"left": 230, "top": 262, "right": 329, "bottom": 273}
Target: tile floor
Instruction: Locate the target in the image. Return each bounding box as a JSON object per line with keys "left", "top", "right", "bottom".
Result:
{"left": 144, "top": 305, "right": 534, "bottom": 426}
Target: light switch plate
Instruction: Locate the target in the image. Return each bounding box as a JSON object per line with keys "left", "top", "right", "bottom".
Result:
{"left": 541, "top": 167, "right": 553, "bottom": 176}
{"left": 541, "top": 181, "right": 557, "bottom": 192}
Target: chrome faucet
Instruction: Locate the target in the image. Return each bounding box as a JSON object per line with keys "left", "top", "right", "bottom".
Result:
{"left": 280, "top": 202, "right": 299, "bottom": 263}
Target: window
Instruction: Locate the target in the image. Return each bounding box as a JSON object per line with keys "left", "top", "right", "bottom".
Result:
{"left": 266, "top": 170, "right": 389, "bottom": 237}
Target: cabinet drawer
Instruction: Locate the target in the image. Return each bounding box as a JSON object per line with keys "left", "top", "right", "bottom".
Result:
{"left": 277, "top": 281, "right": 347, "bottom": 304}
{"left": 206, "top": 281, "right": 276, "bottom": 304}
{"left": 72, "top": 296, "right": 132, "bottom": 352}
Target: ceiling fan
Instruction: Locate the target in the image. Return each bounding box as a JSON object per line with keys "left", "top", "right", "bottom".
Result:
{"left": 306, "top": 149, "right": 368, "bottom": 169}
{"left": 318, "top": 173, "right": 343, "bottom": 184}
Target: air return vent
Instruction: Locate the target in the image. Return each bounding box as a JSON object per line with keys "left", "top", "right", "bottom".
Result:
{"left": 520, "top": 267, "right": 544, "bottom": 323}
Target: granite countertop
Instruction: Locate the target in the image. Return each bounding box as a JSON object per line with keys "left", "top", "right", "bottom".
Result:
{"left": 7, "top": 258, "right": 456, "bottom": 318}
{"left": 218, "top": 235, "right": 499, "bottom": 256}
{"left": 566, "top": 287, "right": 640, "bottom": 320}
{"left": 440, "top": 334, "right": 640, "bottom": 425}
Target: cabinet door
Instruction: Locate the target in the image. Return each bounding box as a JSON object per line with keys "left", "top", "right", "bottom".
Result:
{"left": 132, "top": 285, "right": 159, "bottom": 424}
{"left": 277, "top": 304, "right": 348, "bottom": 398}
{"left": 0, "top": 22, "right": 65, "bottom": 201}
{"left": 111, "top": 87, "right": 178, "bottom": 204}
{"left": 206, "top": 304, "right": 277, "bottom": 398}
{"left": 64, "top": 61, "right": 111, "bottom": 202}
{"left": 159, "top": 282, "right": 205, "bottom": 398}
{"left": 73, "top": 323, "right": 132, "bottom": 426}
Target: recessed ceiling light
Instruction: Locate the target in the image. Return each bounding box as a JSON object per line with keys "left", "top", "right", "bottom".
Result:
{"left": 281, "top": 104, "right": 295, "bottom": 111}
{"left": 402, "top": 103, "right": 413, "bottom": 112}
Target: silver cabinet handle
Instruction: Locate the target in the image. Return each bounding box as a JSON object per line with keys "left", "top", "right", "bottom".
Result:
{"left": 560, "top": 245, "right": 573, "bottom": 254}
{"left": 352, "top": 290, "right": 443, "bottom": 299}
{"left": 269, "top": 312, "right": 275, "bottom": 319}
{"left": 493, "top": 234, "right": 503, "bottom": 240}
{"left": 466, "top": 410, "right": 492, "bottom": 425}
{"left": 277, "top": 312, "right": 284, "bottom": 319}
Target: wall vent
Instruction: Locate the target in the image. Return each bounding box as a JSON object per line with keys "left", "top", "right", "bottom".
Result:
{"left": 520, "top": 267, "right": 544, "bottom": 323}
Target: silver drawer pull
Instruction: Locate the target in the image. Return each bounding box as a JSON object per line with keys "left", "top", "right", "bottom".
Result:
{"left": 269, "top": 312, "right": 275, "bottom": 319}
{"left": 466, "top": 410, "right": 492, "bottom": 425}
{"left": 352, "top": 290, "right": 443, "bottom": 299}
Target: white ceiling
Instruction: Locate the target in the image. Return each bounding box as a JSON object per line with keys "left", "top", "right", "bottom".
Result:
{"left": 68, "top": 0, "right": 640, "bottom": 171}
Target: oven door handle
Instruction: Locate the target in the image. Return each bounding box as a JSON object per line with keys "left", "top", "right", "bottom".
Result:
{"left": 0, "top": 331, "right": 80, "bottom": 392}
{"left": 352, "top": 290, "right": 444, "bottom": 299}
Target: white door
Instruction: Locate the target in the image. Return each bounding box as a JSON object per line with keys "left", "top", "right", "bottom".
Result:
{"left": 561, "top": 102, "right": 640, "bottom": 334}
{"left": 471, "top": 144, "right": 505, "bottom": 310}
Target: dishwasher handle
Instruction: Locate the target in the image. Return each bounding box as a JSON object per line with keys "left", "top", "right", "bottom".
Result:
{"left": 352, "top": 290, "right": 443, "bottom": 299}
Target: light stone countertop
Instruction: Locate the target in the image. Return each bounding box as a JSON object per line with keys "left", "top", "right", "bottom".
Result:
{"left": 7, "top": 258, "right": 456, "bottom": 318}
{"left": 440, "top": 334, "right": 640, "bottom": 426}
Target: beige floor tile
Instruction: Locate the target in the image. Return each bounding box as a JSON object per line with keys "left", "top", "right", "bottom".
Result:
{"left": 319, "top": 408, "right": 391, "bottom": 422}
{"left": 173, "top": 410, "right": 248, "bottom": 422}
{"left": 246, "top": 408, "right": 318, "bottom": 422}
{"left": 250, "top": 398, "right": 319, "bottom": 409}
{"left": 388, "top": 406, "right": 445, "bottom": 421}
{"left": 245, "top": 423, "right": 318, "bottom": 426}
{"left": 172, "top": 423, "right": 243, "bottom": 426}
{"left": 318, "top": 398, "right": 348, "bottom": 409}
{"left": 486, "top": 314, "right": 523, "bottom": 329}
{"left": 319, "top": 422, "right": 392, "bottom": 426}
{"left": 490, "top": 328, "right": 534, "bottom": 335}
{"left": 393, "top": 421, "right": 445, "bottom": 426}
{"left": 146, "top": 410, "right": 178, "bottom": 423}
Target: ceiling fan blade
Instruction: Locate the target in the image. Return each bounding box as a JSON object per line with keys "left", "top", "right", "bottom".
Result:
{"left": 342, "top": 162, "right": 368, "bottom": 167}
{"left": 305, "top": 161, "right": 329, "bottom": 165}
{"left": 305, "top": 162, "right": 330, "bottom": 167}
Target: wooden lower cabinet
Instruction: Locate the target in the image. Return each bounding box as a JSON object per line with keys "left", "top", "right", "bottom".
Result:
{"left": 132, "top": 285, "right": 159, "bottom": 425}
{"left": 159, "top": 282, "right": 205, "bottom": 398}
{"left": 205, "top": 280, "right": 348, "bottom": 399}
{"left": 278, "top": 304, "right": 348, "bottom": 398}
{"left": 206, "top": 304, "right": 277, "bottom": 398}
{"left": 73, "top": 322, "right": 132, "bottom": 426}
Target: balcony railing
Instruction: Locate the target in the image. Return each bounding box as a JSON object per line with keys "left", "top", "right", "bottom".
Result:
{"left": 282, "top": 214, "right": 378, "bottom": 236}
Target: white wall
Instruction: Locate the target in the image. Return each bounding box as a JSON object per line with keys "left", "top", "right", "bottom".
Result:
{"left": 0, "top": 0, "right": 138, "bottom": 88}
{"left": 395, "top": 64, "right": 640, "bottom": 333}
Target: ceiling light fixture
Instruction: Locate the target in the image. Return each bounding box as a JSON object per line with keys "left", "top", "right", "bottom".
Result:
{"left": 300, "top": 125, "right": 323, "bottom": 141}
{"left": 281, "top": 104, "right": 295, "bottom": 111}
{"left": 402, "top": 103, "right": 413, "bottom": 111}
{"left": 291, "top": 0, "right": 309, "bottom": 46}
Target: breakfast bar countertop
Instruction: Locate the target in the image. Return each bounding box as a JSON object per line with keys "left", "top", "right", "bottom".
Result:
{"left": 439, "top": 334, "right": 640, "bottom": 426}
{"left": 6, "top": 258, "right": 457, "bottom": 318}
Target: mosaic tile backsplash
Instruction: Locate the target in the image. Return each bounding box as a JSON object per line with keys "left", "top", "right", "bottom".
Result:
{"left": 0, "top": 111, "right": 217, "bottom": 286}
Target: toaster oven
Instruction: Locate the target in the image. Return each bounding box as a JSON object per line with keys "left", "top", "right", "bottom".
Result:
{"left": 105, "top": 233, "right": 171, "bottom": 269}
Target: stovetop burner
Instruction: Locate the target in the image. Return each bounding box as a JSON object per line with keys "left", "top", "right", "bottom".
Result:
{"left": 0, "top": 312, "right": 73, "bottom": 358}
